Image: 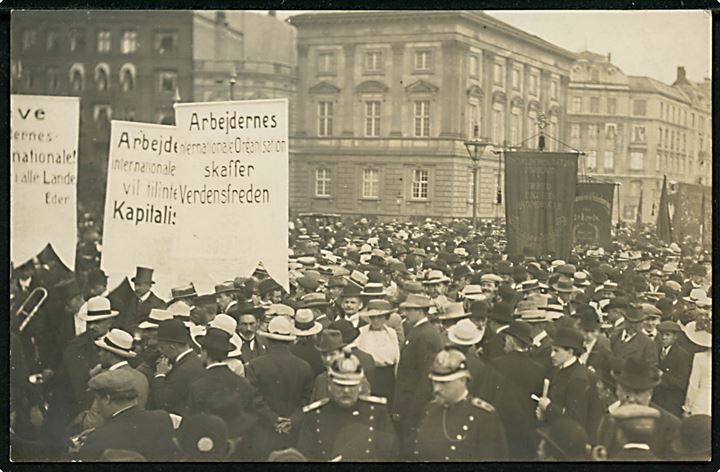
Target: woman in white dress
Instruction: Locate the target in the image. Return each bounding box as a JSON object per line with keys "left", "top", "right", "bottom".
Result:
{"left": 356, "top": 299, "right": 400, "bottom": 406}
{"left": 682, "top": 317, "right": 711, "bottom": 416}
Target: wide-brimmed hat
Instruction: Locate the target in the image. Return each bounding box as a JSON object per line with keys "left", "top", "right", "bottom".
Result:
{"left": 423, "top": 270, "right": 451, "bottom": 285}
{"left": 461, "top": 284, "right": 486, "bottom": 301}
{"left": 428, "top": 349, "right": 469, "bottom": 382}
{"left": 170, "top": 283, "right": 197, "bottom": 303}
{"left": 437, "top": 302, "right": 470, "bottom": 321}
{"left": 138, "top": 308, "right": 173, "bottom": 330}
{"left": 683, "top": 319, "right": 711, "bottom": 348}
{"left": 327, "top": 275, "right": 348, "bottom": 289}
{"left": 606, "top": 296, "right": 630, "bottom": 310}
{"left": 157, "top": 319, "right": 190, "bottom": 344}
{"left": 611, "top": 356, "right": 662, "bottom": 390}
{"left": 399, "top": 294, "right": 433, "bottom": 309}
{"left": 363, "top": 299, "right": 395, "bottom": 318}
{"left": 446, "top": 319, "right": 484, "bottom": 346}
{"left": 95, "top": 329, "right": 137, "bottom": 358}
{"left": 552, "top": 327, "right": 584, "bottom": 352}
{"left": 196, "top": 327, "right": 234, "bottom": 353}
{"left": 329, "top": 350, "right": 364, "bottom": 386}
{"left": 316, "top": 329, "right": 347, "bottom": 353}
{"left": 131, "top": 266, "right": 155, "bottom": 285}
{"left": 257, "top": 316, "right": 297, "bottom": 342}
{"left": 84, "top": 296, "right": 119, "bottom": 322}
{"left": 683, "top": 288, "right": 707, "bottom": 304}
{"left": 293, "top": 309, "right": 323, "bottom": 336}
{"left": 671, "top": 414, "right": 711, "bottom": 457}
{"left": 504, "top": 320, "right": 533, "bottom": 346}
{"left": 552, "top": 277, "right": 578, "bottom": 293}
{"left": 300, "top": 292, "right": 329, "bottom": 308}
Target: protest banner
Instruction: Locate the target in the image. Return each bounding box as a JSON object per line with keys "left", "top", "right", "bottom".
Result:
{"left": 669, "top": 182, "right": 710, "bottom": 243}
{"left": 101, "top": 121, "right": 180, "bottom": 297}
{"left": 11, "top": 95, "right": 79, "bottom": 270}
{"left": 173, "top": 99, "right": 290, "bottom": 291}
{"left": 573, "top": 182, "right": 615, "bottom": 247}
{"left": 505, "top": 151, "right": 578, "bottom": 259}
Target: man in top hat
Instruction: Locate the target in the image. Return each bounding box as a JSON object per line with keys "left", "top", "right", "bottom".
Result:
{"left": 115, "top": 267, "right": 166, "bottom": 329}
{"left": 153, "top": 319, "right": 205, "bottom": 415}
{"left": 77, "top": 369, "right": 176, "bottom": 461}
{"left": 413, "top": 349, "right": 507, "bottom": 461}
{"left": 246, "top": 317, "right": 315, "bottom": 455}
{"left": 289, "top": 309, "right": 324, "bottom": 376}
{"left": 651, "top": 321, "right": 691, "bottom": 418}
{"left": 393, "top": 293, "right": 444, "bottom": 453}
{"left": 535, "top": 328, "right": 592, "bottom": 433}
{"left": 297, "top": 350, "right": 398, "bottom": 461}
{"left": 595, "top": 356, "right": 680, "bottom": 460}
{"left": 489, "top": 320, "right": 545, "bottom": 460}
{"left": 63, "top": 296, "right": 119, "bottom": 416}
{"left": 609, "top": 305, "right": 659, "bottom": 368}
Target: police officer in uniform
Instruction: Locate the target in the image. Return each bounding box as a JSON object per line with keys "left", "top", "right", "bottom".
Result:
{"left": 296, "top": 349, "right": 398, "bottom": 461}
{"left": 413, "top": 349, "right": 508, "bottom": 461}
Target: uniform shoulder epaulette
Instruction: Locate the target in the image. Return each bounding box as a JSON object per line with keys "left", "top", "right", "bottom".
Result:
{"left": 471, "top": 397, "right": 495, "bottom": 413}
{"left": 302, "top": 398, "right": 329, "bottom": 413}
{"left": 358, "top": 394, "right": 388, "bottom": 405}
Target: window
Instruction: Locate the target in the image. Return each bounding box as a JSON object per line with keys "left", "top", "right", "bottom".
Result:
{"left": 510, "top": 107, "right": 521, "bottom": 145}
{"left": 660, "top": 102, "right": 664, "bottom": 120}
{"left": 412, "top": 169, "right": 429, "bottom": 200}
{"left": 362, "top": 169, "right": 379, "bottom": 199}
{"left": 570, "top": 123, "right": 581, "bottom": 139}
{"left": 93, "top": 104, "right": 112, "bottom": 125}
{"left": 492, "top": 104, "right": 505, "bottom": 145}
{"left": 664, "top": 129, "right": 669, "bottom": 148}
{"left": 46, "top": 30, "right": 59, "bottom": 52}
{"left": 493, "top": 62, "right": 504, "bottom": 87}
{"left": 468, "top": 103, "right": 480, "bottom": 138}
{"left": 318, "top": 101, "right": 333, "bottom": 137}
{"left": 69, "top": 64, "right": 84, "bottom": 92}
{"left": 365, "top": 51, "right": 382, "bottom": 73}
{"left": 590, "top": 97, "right": 600, "bottom": 113}
{"left": 469, "top": 55, "right": 479, "bottom": 78}
{"left": 605, "top": 123, "right": 617, "bottom": 140}
{"left": 630, "top": 152, "right": 644, "bottom": 170}
{"left": 550, "top": 80, "right": 558, "bottom": 100}
{"left": 155, "top": 31, "right": 177, "bottom": 55}
{"left": 633, "top": 99, "right": 647, "bottom": 116}
{"left": 97, "top": 30, "right": 111, "bottom": 53}
{"left": 95, "top": 64, "right": 110, "bottom": 91}
{"left": 590, "top": 68, "right": 600, "bottom": 82}
{"left": 571, "top": 96, "right": 582, "bottom": 113}
{"left": 157, "top": 70, "right": 177, "bottom": 94}
{"left": 415, "top": 50, "right": 432, "bottom": 71}
{"left": 121, "top": 30, "right": 137, "bottom": 54}
{"left": 607, "top": 98, "right": 617, "bottom": 114}
{"left": 70, "top": 29, "right": 85, "bottom": 53}
{"left": 365, "top": 101, "right": 381, "bottom": 137}
{"left": 588, "top": 124, "right": 598, "bottom": 143}
{"left": 511, "top": 67, "right": 521, "bottom": 91}
{"left": 318, "top": 52, "right": 336, "bottom": 74}
{"left": 656, "top": 152, "right": 661, "bottom": 172}
{"left": 22, "top": 29, "right": 36, "bottom": 51}
{"left": 414, "top": 100, "right": 430, "bottom": 137}
{"left": 529, "top": 73, "right": 539, "bottom": 96}
{"left": 119, "top": 64, "right": 136, "bottom": 92}
{"left": 632, "top": 125, "right": 646, "bottom": 143}
{"left": 46, "top": 67, "right": 60, "bottom": 92}
{"left": 603, "top": 151, "right": 614, "bottom": 171}
{"left": 586, "top": 151, "right": 597, "bottom": 170}
{"left": 315, "top": 169, "right": 331, "bottom": 197}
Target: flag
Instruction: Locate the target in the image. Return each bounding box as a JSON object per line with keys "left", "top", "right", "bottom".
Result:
{"left": 656, "top": 175, "right": 673, "bottom": 243}
{"left": 573, "top": 182, "right": 616, "bottom": 247}
{"left": 636, "top": 189, "right": 643, "bottom": 226}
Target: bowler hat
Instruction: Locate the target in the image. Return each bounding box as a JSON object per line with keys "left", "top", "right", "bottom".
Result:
{"left": 131, "top": 266, "right": 155, "bottom": 285}
{"left": 504, "top": 320, "right": 533, "bottom": 346}
{"left": 157, "top": 318, "right": 190, "bottom": 344}
{"left": 327, "top": 275, "right": 348, "bottom": 288}
{"left": 623, "top": 305, "right": 647, "bottom": 323}
{"left": 453, "top": 265, "right": 473, "bottom": 279}
{"left": 196, "top": 327, "right": 233, "bottom": 353}
{"left": 552, "top": 327, "right": 584, "bottom": 352}
{"left": 316, "top": 329, "right": 347, "bottom": 353}
{"left": 469, "top": 299, "right": 490, "bottom": 319}
{"left": 611, "top": 356, "right": 662, "bottom": 390}
{"left": 364, "top": 299, "right": 395, "bottom": 318}
{"left": 488, "top": 301, "right": 513, "bottom": 324}
{"left": 578, "top": 308, "right": 600, "bottom": 331}
{"left": 258, "top": 278, "right": 282, "bottom": 296}
{"left": 340, "top": 281, "right": 363, "bottom": 298}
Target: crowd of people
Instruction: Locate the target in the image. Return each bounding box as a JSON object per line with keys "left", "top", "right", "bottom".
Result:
{"left": 9, "top": 214, "right": 712, "bottom": 462}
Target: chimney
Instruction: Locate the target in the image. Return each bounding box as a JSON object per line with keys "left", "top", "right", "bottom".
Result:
{"left": 215, "top": 10, "right": 227, "bottom": 25}
{"left": 607, "top": 52, "right": 611, "bottom": 63}
{"left": 268, "top": 10, "right": 277, "bottom": 17}
{"left": 676, "top": 66, "right": 687, "bottom": 83}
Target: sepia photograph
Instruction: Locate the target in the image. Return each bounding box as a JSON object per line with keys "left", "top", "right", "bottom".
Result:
{"left": 8, "top": 8, "right": 712, "bottom": 463}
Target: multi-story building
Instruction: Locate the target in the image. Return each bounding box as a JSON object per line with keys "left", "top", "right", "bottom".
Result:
{"left": 567, "top": 53, "right": 711, "bottom": 222}
{"left": 288, "top": 11, "right": 576, "bottom": 219}
{"left": 11, "top": 10, "right": 197, "bottom": 206}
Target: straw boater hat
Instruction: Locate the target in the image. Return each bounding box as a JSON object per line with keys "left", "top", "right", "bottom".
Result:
{"left": 95, "top": 329, "right": 137, "bottom": 358}
{"left": 83, "top": 296, "right": 119, "bottom": 322}
{"left": 360, "top": 282, "right": 386, "bottom": 298}
{"left": 428, "top": 349, "right": 470, "bottom": 382}
{"left": 446, "top": 319, "right": 484, "bottom": 346}
{"left": 300, "top": 292, "right": 329, "bottom": 308}
{"left": 461, "top": 284, "right": 487, "bottom": 301}
{"left": 293, "top": 309, "right": 323, "bottom": 337}
{"left": 258, "top": 316, "right": 297, "bottom": 342}
{"left": 138, "top": 308, "right": 173, "bottom": 330}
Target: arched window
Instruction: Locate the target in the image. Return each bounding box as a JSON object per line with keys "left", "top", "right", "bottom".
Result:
{"left": 69, "top": 63, "right": 85, "bottom": 92}
{"left": 119, "top": 63, "right": 136, "bottom": 92}
{"left": 95, "top": 63, "right": 111, "bottom": 91}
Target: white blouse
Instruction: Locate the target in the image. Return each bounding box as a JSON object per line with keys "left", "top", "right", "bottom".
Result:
{"left": 356, "top": 324, "right": 401, "bottom": 368}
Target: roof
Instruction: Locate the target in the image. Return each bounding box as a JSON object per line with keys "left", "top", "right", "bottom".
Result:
{"left": 575, "top": 50, "right": 610, "bottom": 62}
{"left": 289, "top": 10, "right": 576, "bottom": 60}
{"left": 628, "top": 76, "right": 690, "bottom": 104}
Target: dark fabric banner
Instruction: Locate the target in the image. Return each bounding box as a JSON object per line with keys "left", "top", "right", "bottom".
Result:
{"left": 504, "top": 152, "right": 578, "bottom": 259}
{"left": 669, "top": 182, "right": 710, "bottom": 242}
{"left": 656, "top": 175, "right": 673, "bottom": 244}
{"left": 573, "top": 182, "right": 615, "bottom": 247}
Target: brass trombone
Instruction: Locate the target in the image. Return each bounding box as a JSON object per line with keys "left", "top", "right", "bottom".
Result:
{"left": 17, "top": 287, "right": 48, "bottom": 333}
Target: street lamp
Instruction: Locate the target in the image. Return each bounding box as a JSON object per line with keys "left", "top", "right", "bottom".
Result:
{"left": 464, "top": 126, "right": 491, "bottom": 230}
{"left": 229, "top": 64, "right": 237, "bottom": 100}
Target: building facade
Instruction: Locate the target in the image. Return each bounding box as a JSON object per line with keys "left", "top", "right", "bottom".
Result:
{"left": 11, "top": 10, "right": 196, "bottom": 206}
{"left": 288, "top": 11, "right": 575, "bottom": 219}
{"left": 567, "top": 53, "right": 711, "bottom": 222}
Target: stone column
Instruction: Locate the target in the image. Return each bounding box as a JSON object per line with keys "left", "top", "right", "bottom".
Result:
{"left": 389, "top": 42, "right": 405, "bottom": 136}
{"left": 295, "top": 44, "right": 309, "bottom": 137}
{"left": 439, "top": 39, "right": 467, "bottom": 138}
{"left": 342, "top": 44, "right": 356, "bottom": 136}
